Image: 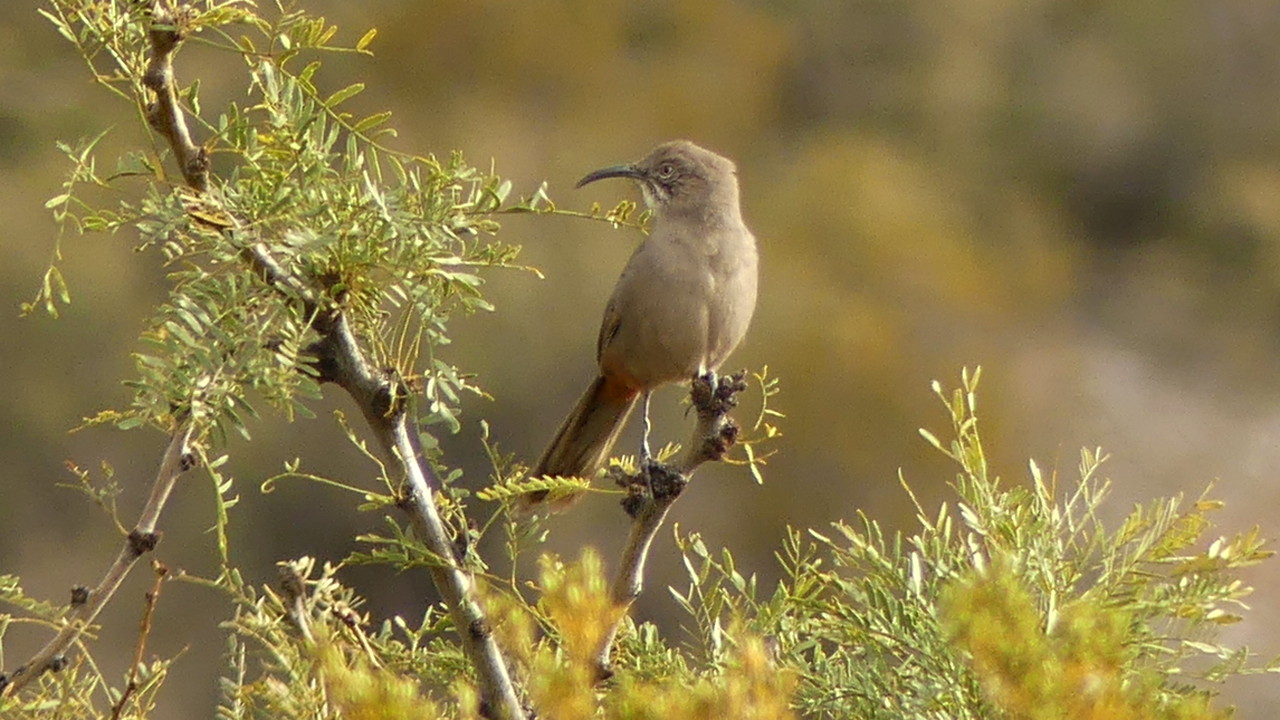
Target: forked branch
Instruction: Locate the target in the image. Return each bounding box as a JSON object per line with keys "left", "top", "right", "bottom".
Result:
{"left": 6, "top": 3, "right": 525, "bottom": 718}
{"left": 594, "top": 371, "right": 748, "bottom": 679}
{"left": 1, "top": 427, "right": 195, "bottom": 695}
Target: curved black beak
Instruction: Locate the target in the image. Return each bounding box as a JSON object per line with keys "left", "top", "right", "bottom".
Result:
{"left": 575, "top": 163, "right": 644, "bottom": 189}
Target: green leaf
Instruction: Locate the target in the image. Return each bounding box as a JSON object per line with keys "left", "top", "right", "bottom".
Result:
{"left": 325, "top": 83, "right": 365, "bottom": 108}
{"left": 351, "top": 111, "right": 392, "bottom": 134}
{"left": 49, "top": 267, "right": 70, "bottom": 305}
{"left": 299, "top": 60, "right": 322, "bottom": 86}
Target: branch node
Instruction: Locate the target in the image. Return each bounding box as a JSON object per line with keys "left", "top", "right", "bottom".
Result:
{"left": 142, "top": 66, "right": 169, "bottom": 93}
{"left": 127, "top": 530, "right": 160, "bottom": 557}
{"left": 302, "top": 338, "right": 340, "bottom": 384}
{"left": 647, "top": 461, "right": 687, "bottom": 503}
{"left": 147, "top": 23, "right": 182, "bottom": 53}
{"left": 617, "top": 461, "right": 688, "bottom": 518}
{"left": 147, "top": 1, "right": 192, "bottom": 51}
{"left": 468, "top": 617, "right": 490, "bottom": 642}
{"left": 700, "top": 419, "right": 740, "bottom": 464}
{"left": 371, "top": 382, "right": 397, "bottom": 419}
{"left": 185, "top": 147, "right": 211, "bottom": 184}
{"left": 394, "top": 489, "right": 417, "bottom": 513}
{"left": 278, "top": 565, "right": 306, "bottom": 604}
{"left": 69, "top": 586, "right": 90, "bottom": 607}
{"left": 453, "top": 518, "right": 477, "bottom": 564}
{"left": 619, "top": 488, "right": 645, "bottom": 519}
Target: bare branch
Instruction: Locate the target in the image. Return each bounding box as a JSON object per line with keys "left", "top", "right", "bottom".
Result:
{"left": 594, "top": 372, "right": 748, "bottom": 679}
{"left": 142, "top": 1, "right": 207, "bottom": 192}
{"left": 109, "top": 561, "right": 169, "bottom": 720}
{"left": 305, "top": 313, "right": 525, "bottom": 719}
{"left": 2, "top": 427, "right": 195, "bottom": 695}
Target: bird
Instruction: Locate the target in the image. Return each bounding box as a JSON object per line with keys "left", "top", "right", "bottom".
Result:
{"left": 521, "top": 140, "right": 758, "bottom": 510}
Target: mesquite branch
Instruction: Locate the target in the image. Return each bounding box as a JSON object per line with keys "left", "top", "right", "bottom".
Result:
{"left": 594, "top": 371, "right": 748, "bottom": 678}
{"left": 7, "top": 4, "right": 524, "bottom": 719}
{"left": 1, "top": 427, "right": 195, "bottom": 695}
{"left": 143, "top": 5, "right": 521, "bottom": 717}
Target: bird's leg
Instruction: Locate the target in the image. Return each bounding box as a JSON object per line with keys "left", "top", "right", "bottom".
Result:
{"left": 640, "top": 390, "right": 654, "bottom": 462}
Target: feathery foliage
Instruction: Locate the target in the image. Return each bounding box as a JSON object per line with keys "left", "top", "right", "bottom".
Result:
{"left": 2, "top": 2, "right": 1274, "bottom": 719}
{"left": 666, "top": 368, "right": 1276, "bottom": 719}
{"left": 35, "top": 0, "right": 526, "bottom": 446}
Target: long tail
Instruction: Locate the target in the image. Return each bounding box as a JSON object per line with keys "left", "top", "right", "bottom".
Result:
{"left": 520, "top": 374, "right": 638, "bottom": 510}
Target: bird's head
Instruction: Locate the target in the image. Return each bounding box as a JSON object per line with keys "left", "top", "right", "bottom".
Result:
{"left": 576, "top": 141, "right": 739, "bottom": 220}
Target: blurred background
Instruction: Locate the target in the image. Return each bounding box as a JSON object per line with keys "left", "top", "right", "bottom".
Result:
{"left": 4, "top": 0, "right": 1280, "bottom": 716}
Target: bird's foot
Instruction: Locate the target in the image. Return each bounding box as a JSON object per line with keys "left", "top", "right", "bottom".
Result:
{"left": 691, "top": 370, "right": 747, "bottom": 418}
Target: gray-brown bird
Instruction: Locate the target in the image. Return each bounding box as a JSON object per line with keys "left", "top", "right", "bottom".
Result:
{"left": 521, "top": 141, "right": 758, "bottom": 509}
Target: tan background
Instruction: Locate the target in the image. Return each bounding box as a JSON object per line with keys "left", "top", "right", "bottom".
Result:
{"left": 3, "top": 0, "right": 1279, "bottom": 716}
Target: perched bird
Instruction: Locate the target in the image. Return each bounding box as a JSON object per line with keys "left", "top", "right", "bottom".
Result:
{"left": 522, "top": 141, "right": 758, "bottom": 509}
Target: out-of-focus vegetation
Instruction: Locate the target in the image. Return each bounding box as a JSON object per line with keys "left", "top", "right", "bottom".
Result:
{"left": 3, "top": 0, "right": 1280, "bottom": 717}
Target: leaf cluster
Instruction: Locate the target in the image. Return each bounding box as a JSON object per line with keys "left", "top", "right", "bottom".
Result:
{"left": 663, "top": 368, "right": 1275, "bottom": 719}
{"left": 37, "top": 0, "right": 525, "bottom": 445}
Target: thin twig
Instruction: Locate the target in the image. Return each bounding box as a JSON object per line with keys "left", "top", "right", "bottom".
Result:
{"left": 278, "top": 561, "right": 315, "bottom": 645}
{"left": 332, "top": 603, "right": 382, "bottom": 669}
{"left": 109, "top": 561, "right": 169, "bottom": 720}
{"left": 593, "top": 372, "right": 747, "bottom": 679}
{"left": 2, "top": 428, "right": 195, "bottom": 695}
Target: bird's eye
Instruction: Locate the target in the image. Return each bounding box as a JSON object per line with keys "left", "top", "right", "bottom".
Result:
{"left": 657, "top": 162, "right": 676, "bottom": 179}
